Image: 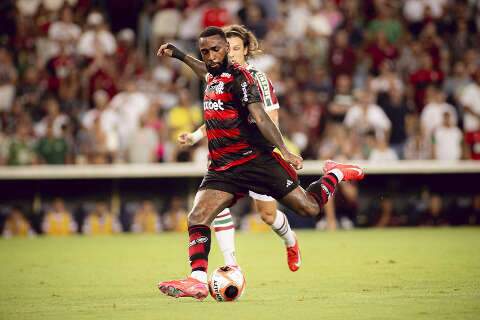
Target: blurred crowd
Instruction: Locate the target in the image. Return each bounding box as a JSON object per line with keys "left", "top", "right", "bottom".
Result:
{"left": 2, "top": 189, "right": 480, "bottom": 237}
{"left": 1, "top": 0, "right": 480, "bottom": 167}
{"left": 1, "top": 197, "right": 190, "bottom": 237}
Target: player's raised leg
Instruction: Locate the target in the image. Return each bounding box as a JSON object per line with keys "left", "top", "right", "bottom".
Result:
{"left": 280, "top": 160, "right": 364, "bottom": 217}
{"left": 212, "top": 208, "right": 238, "bottom": 267}
{"left": 158, "top": 189, "right": 234, "bottom": 300}
{"left": 252, "top": 194, "right": 301, "bottom": 272}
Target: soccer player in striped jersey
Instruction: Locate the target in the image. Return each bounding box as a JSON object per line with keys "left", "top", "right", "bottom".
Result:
{"left": 156, "top": 26, "right": 364, "bottom": 300}
{"left": 173, "top": 25, "right": 300, "bottom": 272}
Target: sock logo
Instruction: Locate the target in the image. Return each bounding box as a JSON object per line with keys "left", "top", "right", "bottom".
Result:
{"left": 321, "top": 184, "right": 331, "bottom": 198}
{"left": 189, "top": 236, "right": 208, "bottom": 247}
{"left": 286, "top": 179, "right": 293, "bottom": 188}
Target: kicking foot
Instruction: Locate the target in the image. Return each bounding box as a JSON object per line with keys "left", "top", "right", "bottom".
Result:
{"left": 323, "top": 160, "right": 365, "bottom": 181}
{"left": 158, "top": 277, "right": 208, "bottom": 300}
{"left": 287, "top": 233, "right": 301, "bottom": 272}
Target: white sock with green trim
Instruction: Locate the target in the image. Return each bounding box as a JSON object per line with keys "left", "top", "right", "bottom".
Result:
{"left": 212, "top": 208, "right": 238, "bottom": 266}
{"left": 271, "top": 210, "right": 296, "bottom": 247}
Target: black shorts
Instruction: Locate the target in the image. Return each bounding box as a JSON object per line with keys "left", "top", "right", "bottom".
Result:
{"left": 199, "top": 152, "right": 299, "bottom": 200}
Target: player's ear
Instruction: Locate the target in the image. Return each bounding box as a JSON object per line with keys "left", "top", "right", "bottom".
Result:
{"left": 225, "top": 41, "right": 230, "bottom": 54}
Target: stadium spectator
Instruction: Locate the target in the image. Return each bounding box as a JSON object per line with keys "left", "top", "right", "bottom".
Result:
{"left": 163, "top": 196, "right": 188, "bottom": 232}
{"left": 409, "top": 53, "right": 444, "bottom": 112}
{"left": 369, "top": 135, "right": 399, "bottom": 162}
{"left": 344, "top": 89, "right": 391, "bottom": 141}
{"left": 433, "top": 112, "right": 463, "bottom": 160}
{"left": 459, "top": 69, "right": 480, "bottom": 160}
{"left": 35, "top": 122, "right": 69, "bottom": 164}
{"left": 167, "top": 89, "right": 202, "bottom": 161}
{"left": 48, "top": 6, "right": 81, "bottom": 56}
{"left": 202, "top": 0, "right": 230, "bottom": 28}
{"left": 367, "top": 2, "right": 403, "bottom": 44}
{"left": 328, "top": 74, "right": 354, "bottom": 125}
{"left": 443, "top": 61, "right": 471, "bottom": 101}
{"left": 2, "top": 206, "right": 35, "bottom": 238}
{"left": 377, "top": 87, "right": 410, "bottom": 159}
{"left": 34, "top": 97, "right": 69, "bottom": 138}
{"left": 6, "top": 123, "right": 37, "bottom": 166}
{"left": 420, "top": 86, "right": 457, "bottom": 142}
{"left": 83, "top": 201, "right": 120, "bottom": 235}
{"left": 108, "top": 80, "right": 150, "bottom": 155}
{"left": 365, "top": 30, "right": 399, "bottom": 75}
{"left": 127, "top": 116, "right": 158, "bottom": 163}
{"left": 42, "top": 198, "right": 76, "bottom": 236}
{"left": 131, "top": 200, "right": 162, "bottom": 233}
{"left": 0, "top": 47, "right": 17, "bottom": 113}
{"left": 328, "top": 29, "right": 356, "bottom": 82}
{"left": 418, "top": 194, "right": 448, "bottom": 226}
{"left": 77, "top": 11, "right": 117, "bottom": 58}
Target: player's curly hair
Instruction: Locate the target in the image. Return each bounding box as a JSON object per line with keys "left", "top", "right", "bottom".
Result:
{"left": 223, "top": 25, "right": 262, "bottom": 59}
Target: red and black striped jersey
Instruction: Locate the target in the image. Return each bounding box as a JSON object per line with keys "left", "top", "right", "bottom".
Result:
{"left": 204, "top": 64, "right": 274, "bottom": 171}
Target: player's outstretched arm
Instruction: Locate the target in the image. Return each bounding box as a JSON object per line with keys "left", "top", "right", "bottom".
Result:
{"left": 248, "top": 102, "right": 303, "bottom": 170}
{"left": 157, "top": 43, "right": 207, "bottom": 80}
{"left": 178, "top": 124, "right": 207, "bottom": 146}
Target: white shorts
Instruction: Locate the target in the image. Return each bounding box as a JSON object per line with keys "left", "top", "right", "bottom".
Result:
{"left": 248, "top": 191, "right": 275, "bottom": 202}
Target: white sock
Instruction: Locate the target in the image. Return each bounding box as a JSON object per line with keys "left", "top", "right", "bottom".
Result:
{"left": 190, "top": 270, "right": 207, "bottom": 283}
{"left": 271, "top": 210, "right": 296, "bottom": 247}
{"left": 329, "top": 168, "right": 344, "bottom": 182}
{"left": 212, "top": 208, "right": 238, "bottom": 266}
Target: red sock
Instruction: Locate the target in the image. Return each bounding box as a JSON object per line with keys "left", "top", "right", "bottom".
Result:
{"left": 306, "top": 173, "right": 339, "bottom": 207}
{"left": 188, "top": 225, "right": 211, "bottom": 272}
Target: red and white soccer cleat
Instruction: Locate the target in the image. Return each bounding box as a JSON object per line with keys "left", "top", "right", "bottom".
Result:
{"left": 158, "top": 277, "right": 209, "bottom": 300}
{"left": 286, "top": 233, "right": 301, "bottom": 272}
{"left": 323, "top": 160, "right": 365, "bottom": 181}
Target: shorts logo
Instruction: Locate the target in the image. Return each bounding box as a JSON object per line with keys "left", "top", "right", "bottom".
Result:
{"left": 189, "top": 236, "right": 208, "bottom": 247}
{"left": 286, "top": 179, "right": 293, "bottom": 188}
{"left": 241, "top": 82, "right": 248, "bottom": 102}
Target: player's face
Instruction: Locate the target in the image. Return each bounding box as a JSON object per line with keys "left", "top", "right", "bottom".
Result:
{"left": 199, "top": 35, "right": 229, "bottom": 75}
{"left": 227, "top": 36, "right": 247, "bottom": 66}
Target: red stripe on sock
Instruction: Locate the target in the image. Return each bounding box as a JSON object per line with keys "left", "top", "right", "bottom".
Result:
{"left": 191, "top": 259, "right": 208, "bottom": 271}
{"left": 214, "top": 225, "right": 235, "bottom": 232}
{"left": 216, "top": 212, "right": 231, "bottom": 219}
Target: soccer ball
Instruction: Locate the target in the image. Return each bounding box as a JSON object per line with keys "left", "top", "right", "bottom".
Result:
{"left": 208, "top": 266, "right": 246, "bottom": 302}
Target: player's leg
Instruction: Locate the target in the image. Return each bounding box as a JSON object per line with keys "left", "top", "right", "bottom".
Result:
{"left": 212, "top": 208, "right": 238, "bottom": 266}
{"left": 251, "top": 193, "right": 301, "bottom": 271}
{"left": 158, "top": 188, "right": 234, "bottom": 300}
{"left": 280, "top": 161, "right": 363, "bottom": 217}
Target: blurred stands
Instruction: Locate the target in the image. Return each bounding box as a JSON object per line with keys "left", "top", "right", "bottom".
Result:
{"left": 1, "top": 0, "right": 480, "bottom": 235}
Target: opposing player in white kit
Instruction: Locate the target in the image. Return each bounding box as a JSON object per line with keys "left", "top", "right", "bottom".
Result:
{"left": 162, "top": 25, "right": 301, "bottom": 272}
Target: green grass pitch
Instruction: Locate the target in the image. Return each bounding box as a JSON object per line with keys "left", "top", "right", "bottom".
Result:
{"left": 1, "top": 228, "right": 479, "bottom": 320}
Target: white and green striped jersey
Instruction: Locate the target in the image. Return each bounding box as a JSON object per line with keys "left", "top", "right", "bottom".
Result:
{"left": 246, "top": 65, "right": 280, "bottom": 112}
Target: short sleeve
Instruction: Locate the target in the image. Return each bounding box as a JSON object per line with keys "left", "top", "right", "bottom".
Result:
{"left": 254, "top": 72, "right": 279, "bottom": 111}
{"left": 233, "top": 70, "right": 262, "bottom": 108}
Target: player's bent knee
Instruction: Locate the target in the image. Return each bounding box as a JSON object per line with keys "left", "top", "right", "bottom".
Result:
{"left": 188, "top": 209, "right": 209, "bottom": 226}
{"left": 260, "top": 210, "right": 275, "bottom": 225}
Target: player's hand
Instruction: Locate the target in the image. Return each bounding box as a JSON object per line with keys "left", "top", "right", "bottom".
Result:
{"left": 178, "top": 132, "right": 194, "bottom": 146}
{"left": 157, "top": 43, "right": 173, "bottom": 57}
{"left": 283, "top": 151, "right": 303, "bottom": 170}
